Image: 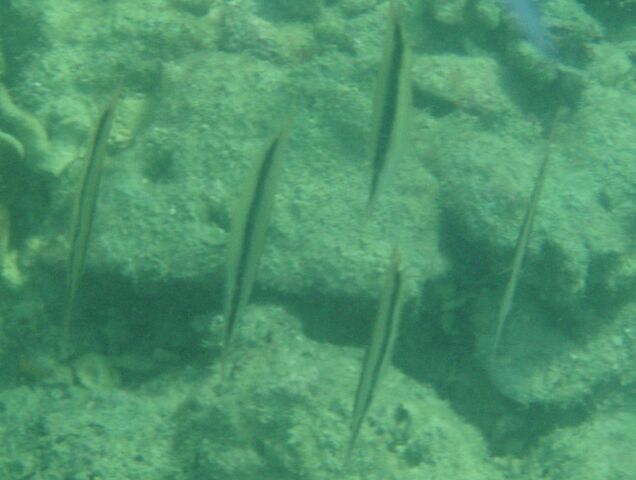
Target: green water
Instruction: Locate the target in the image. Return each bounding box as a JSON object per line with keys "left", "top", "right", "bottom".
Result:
{"left": 0, "top": 0, "right": 635, "bottom": 478}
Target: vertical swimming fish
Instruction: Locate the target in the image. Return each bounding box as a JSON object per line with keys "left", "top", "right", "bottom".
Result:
{"left": 367, "top": 0, "right": 411, "bottom": 212}
{"left": 62, "top": 89, "right": 120, "bottom": 355}
{"left": 345, "top": 247, "right": 406, "bottom": 464}
{"left": 491, "top": 109, "right": 562, "bottom": 359}
{"left": 221, "top": 122, "right": 289, "bottom": 375}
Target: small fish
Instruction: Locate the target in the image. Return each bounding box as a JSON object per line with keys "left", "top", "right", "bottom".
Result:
{"left": 345, "top": 247, "right": 406, "bottom": 464}
{"left": 491, "top": 108, "right": 562, "bottom": 359}
{"left": 62, "top": 89, "right": 121, "bottom": 356}
{"left": 367, "top": 0, "right": 411, "bottom": 213}
{"left": 505, "top": 0, "right": 556, "bottom": 59}
{"left": 221, "top": 121, "right": 289, "bottom": 375}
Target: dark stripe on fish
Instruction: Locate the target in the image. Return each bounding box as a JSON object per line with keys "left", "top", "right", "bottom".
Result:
{"left": 63, "top": 89, "right": 121, "bottom": 355}
{"left": 224, "top": 138, "right": 280, "bottom": 349}
{"left": 370, "top": 24, "right": 404, "bottom": 203}
{"left": 69, "top": 97, "right": 119, "bottom": 280}
{"left": 367, "top": 0, "right": 409, "bottom": 212}
{"left": 222, "top": 124, "right": 288, "bottom": 375}
{"left": 346, "top": 248, "right": 405, "bottom": 463}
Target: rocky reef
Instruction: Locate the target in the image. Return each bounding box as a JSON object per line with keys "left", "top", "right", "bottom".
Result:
{"left": 0, "top": 1, "right": 635, "bottom": 479}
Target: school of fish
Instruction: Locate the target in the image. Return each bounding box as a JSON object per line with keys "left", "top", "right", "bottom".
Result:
{"left": 62, "top": 0, "right": 559, "bottom": 467}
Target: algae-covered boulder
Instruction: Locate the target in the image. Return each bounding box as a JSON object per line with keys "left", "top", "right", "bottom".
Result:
{"left": 0, "top": 84, "right": 49, "bottom": 171}
{"left": 169, "top": 0, "right": 214, "bottom": 17}
{"left": 0, "top": 383, "right": 181, "bottom": 478}
{"left": 526, "top": 411, "right": 636, "bottom": 480}
{"left": 0, "top": 304, "right": 507, "bottom": 479}
{"left": 21, "top": 3, "right": 443, "bottom": 308}
{"left": 411, "top": 54, "right": 516, "bottom": 118}
{"left": 431, "top": 77, "right": 636, "bottom": 404}
{"left": 173, "top": 305, "right": 506, "bottom": 480}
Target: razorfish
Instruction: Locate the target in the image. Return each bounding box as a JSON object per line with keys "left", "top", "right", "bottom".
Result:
{"left": 491, "top": 108, "right": 562, "bottom": 359}
{"left": 367, "top": 0, "right": 411, "bottom": 213}
{"left": 345, "top": 247, "right": 406, "bottom": 464}
{"left": 63, "top": 89, "right": 121, "bottom": 356}
{"left": 221, "top": 122, "right": 289, "bottom": 376}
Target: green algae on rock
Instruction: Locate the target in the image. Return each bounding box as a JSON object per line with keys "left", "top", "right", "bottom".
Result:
{"left": 262, "top": 0, "right": 323, "bottom": 21}
{"left": 0, "top": 84, "right": 50, "bottom": 172}
{"left": 0, "top": 129, "right": 24, "bottom": 163}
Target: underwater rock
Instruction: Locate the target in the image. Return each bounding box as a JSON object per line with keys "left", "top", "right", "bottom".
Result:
{"left": 0, "top": 130, "right": 24, "bottom": 164}
{"left": 479, "top": 299, "right": 636, "bottom": 405}
{"left": 216, "top": 3, "right": 317, "bottom": 62}
{"left": 339, "top": 0, "right": 377, "bottom": 17}
{"left": 17, "top": 353, "right": 74, "bottom": 386}
{"left": 499, "top": 0, "right": 602, "bottom": 66}
{"left": 411, "top": 54, "right": 516, "bottom": 118}
{"left": 170, "top": 0, "right": 214, "bottom": 17}
{"left": 606, "top": 0, "right": 636, "bottom": 11}
{"left": 73, "top": 353, "right": 121, "bottom": 391}
{"left": 423, "top": 60, "right": 636, "bottom": 406}
{"left": 36, "top": 47, "right": 444, "bottom": 304}
{"left": 262, "top": 0, "right": 323, "bottom": 21}
{"left": 473, "top": 0, "right": 503, "bottom": 31}
{"left": 431, "top": 0, "right": 468, "bottom": 26}
{"left": 505, "top": 39, "right": 560, "bottom": 85}
{"left": 0, "top": 382, "right": 180, "bottom": 478}
{"left": 525, "top": 410, "right": 636, "bottom": 479}
{"left": 173, "top": 305, "right": 506, "bottom": 480}
{"left": 543, "top": 0, "right": 603, "bottom": 63}
{"left": 586, "top": 43, "right": 636, "bottom": 89}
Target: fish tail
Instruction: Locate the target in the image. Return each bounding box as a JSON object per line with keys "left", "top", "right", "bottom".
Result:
{"left": 342, "top": 419, "right": 363, "bottom": 470}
